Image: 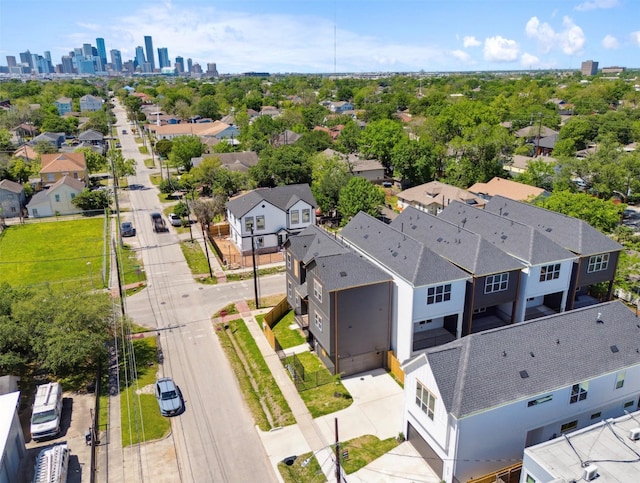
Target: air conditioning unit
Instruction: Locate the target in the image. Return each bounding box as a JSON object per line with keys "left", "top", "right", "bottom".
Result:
{"left": 629, "top": 427, "right": 640, "bottom": 441}
{"left": 583, "top": 465, "right": 598, "bottom": 481}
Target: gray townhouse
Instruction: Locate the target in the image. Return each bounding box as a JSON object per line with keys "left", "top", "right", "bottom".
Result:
{"left": 284, "top": 225, "right": 393, "bottom": 376}
{"left": 439, "top": 200, "right": 578, "bottom": 326}
{"left": 391, "top": 206, "right": 525, "bottom": 336}
{"left": 484, "top": 195, "right": 623, "bottom": 309}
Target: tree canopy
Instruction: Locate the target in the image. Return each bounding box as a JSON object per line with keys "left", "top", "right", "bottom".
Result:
{"left": 337, "top": 176, "right": 386, "bottom": 223}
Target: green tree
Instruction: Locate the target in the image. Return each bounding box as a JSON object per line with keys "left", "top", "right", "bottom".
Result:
{"left": 71, "top": 188, "right": 111, "bottom": 212}
{"left": 155, "top": 138, "right": 173, "bottom": 158}
{"left": 75, "top": 147, "right": 107, "bottom": 173}
{"left": 335, "top": 120, "right": 362, "bottom": 154}
{"left": 515, "top": 159, "right": 557, "bottom": 190}
{"left": 310, "top": 153, "right": 352, "bottom": 214}
{"left": 33, "top": 141, "right": 57, "bottom": 154}
{"left": 358, "top": 119, "right": 404, "bottom": 169}
{"left": 297, "top": 130, "right": 333, "bottom": 153}
{"left": 196, "top": 95, "right": 221, "bottom": 120}
{"left": 250, "top": 145, "right": 312, "bottom": 187}
{"left": 169, "top": 135, "right": 204, "bottom": 172}
{"left": 337, "top": 177, "right": 385, "bottom": 223}
{"left": 391, "top": 138, "right": 438, "bottom": 186}
{"left": 108, "top": 149, "right": 136, "bottom": 181}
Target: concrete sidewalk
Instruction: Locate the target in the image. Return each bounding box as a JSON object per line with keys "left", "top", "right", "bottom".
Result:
{"left": 235, "top": 300, "right": 440, "bottom": 482}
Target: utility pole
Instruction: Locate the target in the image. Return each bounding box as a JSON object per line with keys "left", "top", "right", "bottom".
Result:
{"left": 112, "top": 238, "right": 126, "bottom": 318}
{"left": 250, "top": 226, "right": 259, "bottom": 309}
{"left": 202, "top": 224, "right": 213, "bottom": 278}
{"left": 534, "top": 112, "right": 543, "bottom": 156}
{"left": 334, "top": 418, "right": 341, "bottom": 483}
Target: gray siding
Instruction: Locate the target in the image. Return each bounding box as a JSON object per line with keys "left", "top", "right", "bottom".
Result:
{"left": 577, "top": 251, "right": 620, "bottom": 287}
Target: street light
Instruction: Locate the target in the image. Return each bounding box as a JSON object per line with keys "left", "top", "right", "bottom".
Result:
{"left": 87, "top": 261, "right": 94, "bottom": 289}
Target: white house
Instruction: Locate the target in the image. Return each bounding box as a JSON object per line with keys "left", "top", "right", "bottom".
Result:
{"left": 0, "top": 391, "right": 26, "bottom": 483}
{"left": 402, "top": 301, "right": 640, "bottom": 483}
{"left": 79, "top": 95, "right": 103, "bottom": 112}
{"left": 27, "top": 176, "right": 84, "bottom": 218}
{"left": 225, "top": 184, "right": 317, "bottom": 255}
{"left": 340, "top": 212, "right": 471, "bottom": 363}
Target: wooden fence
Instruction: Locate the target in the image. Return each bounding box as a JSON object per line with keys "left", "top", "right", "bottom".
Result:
{"left": 387, "top": 350, "right": 404, "bottom": 385}
{"left": 264, "top": 297, "right": 290, "bottom": 327}
{"left": 466, "top": 462, "right": 522, "bottom": 483}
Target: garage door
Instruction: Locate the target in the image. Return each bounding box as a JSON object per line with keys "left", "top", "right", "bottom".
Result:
{"left": 407, "top": 422, "right": 444, "bottom": 478}
{"left": 337, "top": 351, "right": 384, "bottom": 376}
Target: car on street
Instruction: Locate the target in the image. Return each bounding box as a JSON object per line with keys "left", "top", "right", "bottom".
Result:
{"left": 121, "top": 129, "right": 127, "bottom": 135}
{"left": 121, "top": 221, "right": 136, "bottom": 237}
{"left": 169, "top": 213, "right": 182, "bottom": 227}
{"left": 155, "top": 377, "right": 183, "bottom": 416}
{"left": 115, "top": 142, "right": 121, "bottom": 148}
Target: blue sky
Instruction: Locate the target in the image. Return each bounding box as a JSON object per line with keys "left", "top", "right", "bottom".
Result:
{"left": 1, "top": 0, "right": 638, "bottom": 73}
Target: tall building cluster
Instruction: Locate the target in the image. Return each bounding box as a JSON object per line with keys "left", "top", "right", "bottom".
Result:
{"left": 1, "top": 35, "right": 215, "bottom": 77}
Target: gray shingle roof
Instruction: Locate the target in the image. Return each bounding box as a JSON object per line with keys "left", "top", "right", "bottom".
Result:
{"left": 226, "top": 183, "right": 316, "bottom": 218}
{"left": 391, "top": 207, "right": 524, "bottom": 276}
{"left": 422, "top": 300, "right": 640, "bottom": 418}
{"left": 0, "top": 179, "right": 23, "bottom": 194}
{"left": 310, "top": 252, "right": 392, "bottom": 292}
{"left": 340, "top": 212, "right": 470, "bottom": 286}
{"left": 439, "top": 201, "right": 576, "bottom": 265}
{"left": 285, "top": 225, "right": 349, "bottom": 264}
{"left": 484, "top": 196, "right": 622, "bottom": 256}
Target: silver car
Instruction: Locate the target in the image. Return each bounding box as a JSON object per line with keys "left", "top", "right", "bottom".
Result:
{"left": 155, "top": 377, "right": 183, "bottom": 416}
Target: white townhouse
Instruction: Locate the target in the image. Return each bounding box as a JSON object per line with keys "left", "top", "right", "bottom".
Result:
{"left": 225, "top": 184, "right": 317, "bottom": 256}
{"left": 340, "top": 212, "right": 471, "bottom": 363}
{"left": 402, "top": 301, "right": 640, "bottom": 483}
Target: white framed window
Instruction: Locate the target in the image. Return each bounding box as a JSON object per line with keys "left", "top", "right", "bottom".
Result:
{"left": 70, "top": 193, "right": 75, "bottom": 199}
{"left": 588, "top": 253, "right": 609, "bottom": 273}
{"left": 244, "top": 216, "right": 254, "bottom": 231}
{"left": 427, "top": 284, "right": 451, "bottom": 304}
{"left": 570, "top": 381, "right": 588, "bottom": 404}
{"left": 526, "top": 475, "right": 536, "bottom": 483}
{"left": 314, "top": 312, "right": 322, "bottom": 331}
{"left": 314, "top": 279, "right": 323, "bottom": 302}
{"left": 415, "top": 381, "right": 436, "bottom": 420}
{"left": 291, "top": 210, "right": 299, "bottom": 224}
{"left": 616, "top": 372, "right": 625, "bottom": 389}
{"left": 255, "top": 236, "right": 264, "bottom": 248}
{"left": 256, "top": 215, "right": 265, "bottom": 230}
{"left": 302, "top": 208, "right": 310, "bottom": 223}
{"left": 54, "top": 194, "right": 60, "bottom": 202}
{"left": 527, "top": 395, "right": 553, "bottom": 407}
{"left": 485, "top": 273, "right": 509, "bottom": 294}
{"left": 287, "top": 252, "right": 292, "bottom": 269}
{"left": 560, "top": 420, "right": 578, "bottom": 433}
{"left": 540, "top": 263, "right": 561, "bottom": 282}
{"left": 287, "top": 281, "right": 292, "bottom": 298}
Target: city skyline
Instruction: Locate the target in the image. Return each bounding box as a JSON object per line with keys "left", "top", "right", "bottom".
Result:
{"left": 1, "top": 0, "right": 639, "bottom": 74}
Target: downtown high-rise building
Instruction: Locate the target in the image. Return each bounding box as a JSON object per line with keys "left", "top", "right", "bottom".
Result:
{"left": 135, "top": 46, "right": 146, "bottom": 70}
{"left": 19, "top": 50, "right": 33, "bottom": 68}
{"left": 96, "top": 38, "right": 107, "bottom": 67}
{"left": 187, "top": 57, "right": 193, "bottom": 73}
{"left": 175, "top": 56, "right": 184, "bottom": 73}
{"left": 157, "top": 47, "right": 170, "bottom": 69}
{"left": 61, "top": 55, "right": 74, "bottom": 74}
{"left": 581, "top": 60, "right": 598, "bottom": 76}
{"left": 144, "top": 35, "right": 155, "bottom": 71}
{"left": 82, "top": 43, "right": 93, "bottom": 58}
{"left": 110, "top": 49, "right": 123, "bottom": 72}
{"left": 6, "top": 56, "right": 16, "bottom": 67}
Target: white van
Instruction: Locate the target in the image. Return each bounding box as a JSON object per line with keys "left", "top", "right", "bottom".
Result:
{"left": 33, "top": 444, "right": 69, "bottom": 483}
{"left": 30, "top": 382, "right": 63, "bottom": 441}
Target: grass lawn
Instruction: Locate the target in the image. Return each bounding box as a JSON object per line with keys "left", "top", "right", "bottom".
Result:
{"left": 213, "top": 302, "right": 239, "bottom": 318}
{"left": 272, "top": 310, "right": 306, "bottom": 349}
{"left": 226, "top": 266, "right": 286, "bottom": 282}
{"left": 278, "top": 452, "right": 325, "bottom": 483}
{"left": 0, "top": 217, "right": 106, "bottom": 288}
{"left": 119, "top": 244, "right": 146, "bottom": 286}
{"left": 120, "top": 337, "right": 170, "bottom": 446}
{"left": 149, "top": 174, "right": 161, "bottom": 186}
{"left": 340, "top": 434, "right": 399, "bottom": 474}
{"left": 144, "top": 158, "right": 155, "bottom": 169}
{"left": 179, "top": 240, "right": 216, "bottom": 282}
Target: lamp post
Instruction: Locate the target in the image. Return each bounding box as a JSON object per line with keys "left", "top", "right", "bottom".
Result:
{"left": 87, "top": 261, "right": 94, "bottom": 289}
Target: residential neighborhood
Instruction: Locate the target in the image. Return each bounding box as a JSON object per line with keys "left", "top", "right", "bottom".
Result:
{"left": 1, "top": 63, "right": 640, "bottom": 483}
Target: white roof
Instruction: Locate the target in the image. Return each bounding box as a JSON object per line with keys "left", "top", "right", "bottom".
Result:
{"left": 0, "top": 391, "right": 20, "bottom": 460}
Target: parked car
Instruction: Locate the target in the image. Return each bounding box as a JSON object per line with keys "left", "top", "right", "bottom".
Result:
{"left": 115, "top": 142, "right": 121, "bottom": 148}
{"left": 169, "top": 213, "right": 182, "bottom": 227}
{"left": 121, "top": 221, "right": 136, "bottom": 237}
{"left": 155, "top": 377, "right": 183, "bottom": 416}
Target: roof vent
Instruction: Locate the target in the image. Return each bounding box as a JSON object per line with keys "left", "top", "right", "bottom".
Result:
{"left": 339, "top": 271, "right": 347, "bottom": 277}
{"left": 629, "top": 427, "right": 640, "bottom": 441}
{"left": 583, "top": 465, "right": 598, "bottom": 482}
{"left": 437, "top": 237, "right": 443, "bottom": 242}
{"left": 611, "top": 345, "right": 619, "bottom": 353}
{"left": 545, "top": 227, "right": 552, "bottom": 232}
{"left": 557, "top": 339, "right": 560, "bottom": 345}
{"left": 597, "top": 312, "right": 603, "bottom": 324}
{"left": 364, "top": 234, "right": 369, "bottom": 239}
{"left": 530, "top": 352, "right": 535, "bottom": 357}
{"left": 502, "top": 351, "right": 507, "bottom": 357}
{"left": 519, "top": 370, "right": 529, "bottom": 379}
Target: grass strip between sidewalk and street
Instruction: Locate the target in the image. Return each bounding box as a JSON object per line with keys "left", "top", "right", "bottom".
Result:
{"left": 179, "top": 240, "right": 217, "bottom": 283}
{"left": 215, "top": 317, "right": 295, "bottom": 431}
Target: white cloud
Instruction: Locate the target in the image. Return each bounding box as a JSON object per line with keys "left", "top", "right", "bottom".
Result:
{"left": 521, "top": 53, "right": 541, "bottom": 68}
{"left": 451, "top": 49, "right": 472, "bottom": 63}
{"left": 632, "top": 31, "right": 640, "bottom": 47}
{"left": 525, "top": 15, "right": 585, "bottom": 56}
{"left": 575, "top": 0, "right": 619, "bottom": 12}
{"left": 463, "top": 36, "right": 481, "bottom": 48}
{"left": 484, "top": 36, "right": 519, "bottom": 62}
{"left": 602, "top": 34, "right": 619, "bottom": 49}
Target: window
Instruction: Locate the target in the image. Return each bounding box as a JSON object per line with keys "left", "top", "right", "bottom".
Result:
{"left": 560, "top": 420, "right": 578, "bottom": 433}
{"left": 255, "top": 237, "right": 264, "bottom": 248}
{"left": 287, "top": 253, "right": 292, "bottom": 269}
{"left": 245, "top": 216, "right": 254, "bottom": 231}
{"left": 588, "top": 253, "right": 609, "bottom": 273}
{"left": 616, "top": 372, "right": 625, "bottom": 389}
{"left": 624, "top": 400, "right": 634, "bottom": 408}
{"left": 590, "top": 412, "right": 601, "bottom": 420}
{"left": 485, "top": 273, "right": 509, "bottom": 294}
{"left": 314, "top": 313, "right": 322, "bottom": 331}
{"left": 70, "top": 193, "right": 75, "bottom": 199}
{"left": 47, "top": 174, "right": 55, "bottom": 181}
{"left": 540, "top": 263, "right": 561, "bottom": 282}
{"left": 526, "top": 476, "right": 536, "bottom": 483}
{"left": 54, "top": 194, "right": 60, "bottom": 202}
{"left": 314, "top": 279, "right": 323, "bottom": 302}
{"left": 527, "top": 395, "right": 553, "bottom": 407}
{"left": 302, "top": 208, "right": 310, "bottom": 223}
{"left": 287, "top": 281, "right": 292, "bottom": 298}
{"left": 570, "top": 382, "right": 588, "bottom": 404}
{"left": 415, "top": 381, "right": 436, "bottom": 420}
{"left": 427, "top": 284, "right": 451, "bottom": 305}
{"left": 256, "top": 215, "right": 265, "bottom": 230}
{"left": 291, "top": 210, "right": 299, "bottom": 224}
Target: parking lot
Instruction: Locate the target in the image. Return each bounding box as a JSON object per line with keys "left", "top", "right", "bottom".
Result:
{"left": 18, "top": 391, "right": 95, "bottom": 482}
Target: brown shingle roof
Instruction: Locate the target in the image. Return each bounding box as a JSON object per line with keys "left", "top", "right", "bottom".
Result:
{"left": 40, "top": 152, "right": 86, "bottom": 174}
{"left": 468, "top": 177, "right": 545, "bottom": 202}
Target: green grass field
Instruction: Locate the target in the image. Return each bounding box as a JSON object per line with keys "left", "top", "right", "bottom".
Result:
{"left": 0, "top": 218, "right": 107, "bottom": 288}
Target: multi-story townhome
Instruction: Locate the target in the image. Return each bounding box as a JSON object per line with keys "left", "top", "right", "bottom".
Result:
{"left": 340, "top": 212, "right": 470, "bottom": 364}
{"left": 0, "top": 179, "right": 26, "bottom": 218}
{"left": 79, "top": 94, "right": 103, "bottom": 112}
{"left": 402, "top": 301, "right": 640, "bottom": 483}
{"left": 484, "top": 196, "right": 623, "bottom": 309}
{"left": 53, "top": 97, "right": 72, "bottom": 115}
{"left": 439, "top": 200, "right": 577, "bottom": 323}
{"left": 39, "top": 152, "right": 88, "bottom": 186}
{"left": 226, "top": 184, "right": 316, "bottom": 256}
{"left": 391, "top": 206, "right": 525, "bottom": 336}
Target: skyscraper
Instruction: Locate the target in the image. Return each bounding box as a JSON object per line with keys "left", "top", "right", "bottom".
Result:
{"left": 135, "top": 46, "right": 146, "bottom": 70}
{"left": 110, "top": 49, "right": 123, "bottom": 72}
{"left": 82, "top": 43, "right": 93, "bottom": 58}
{"left": 157, "top": 47, "right": 170, "bottom": 68}
{"left": 175, "top": 56, "right": 184, "bottom": 73}
{"left": 187, "top": 58, "right": 193, "bottom": 73}
{"left": 6, "top": 56, "right": 16, "bottom": 67}
{"left": 19, "top": 50, "right": 32, "bottom": 67}
{"left": 61, "top": 56, "right": 74, "bottom": 74}
{"left": 96, "top": 38, "right": 107, "bottom": 66}
{"left": 144, "top": 35, "right": 155, "bottom": 71}
{"left": 581, "top": 60, "right": 598, "bottom": 76}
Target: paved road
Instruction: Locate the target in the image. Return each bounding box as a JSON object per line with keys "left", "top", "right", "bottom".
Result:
{"left": 107, "top": 103, "right": 281, "bottom": 482}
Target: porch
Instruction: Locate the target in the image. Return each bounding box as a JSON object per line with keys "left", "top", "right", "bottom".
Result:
{"left": 412, "top": 328, "right": 456, "bottom": 351}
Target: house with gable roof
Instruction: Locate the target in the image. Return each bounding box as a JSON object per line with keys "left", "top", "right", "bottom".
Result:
{"left": 284, "top": 225, "right": 393, "bottom": 375}
{"left": 396, "top": 181, "right": 486, "bottom": 215}
{"left": 39, "top": 152, "right": 88, "bottom": 185}
{"left": 484, "top": 195, "right": 623, "bottom": 309}
{"left": 468, "top": 176, "right": 547, "bottom": 202}
{"left": 402, "top": 301, "right": 640, "bottom": 483}
{"left": 340, "top": 212, "right": 470, "bottom": 363}
{"left": 79, "top": 94, "right": 104, "bottom": 112}
{"left": 226, "top": 184, "right": 317, "bottom": 256}
{"left": 53, "top": 97, "right": 72, "bottom": 115}
{"left": 26, "top": 175, "right": 84, "bottom": 217}
{"left": 0, "top": 179, "right": 26, "bottom": 218}
{"left": 439, "top": 200, "right": 577, "bottom": 324}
